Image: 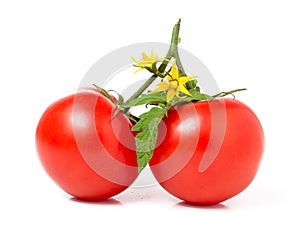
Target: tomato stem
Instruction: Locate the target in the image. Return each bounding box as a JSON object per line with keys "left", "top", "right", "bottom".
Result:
{"left": 171, "top": 19, "right": 185, "bottom": 74}
{"left": 170, "top": 20, "right": 194, "bottom": 90}
{"left": 213, "top": 88, "right": 247, "bottom": 98}
{"left": 124, "top": 19, "right": 182, "bottom": 113}
{"left": 124, "top": 75, "right": 157, "bottom": 112}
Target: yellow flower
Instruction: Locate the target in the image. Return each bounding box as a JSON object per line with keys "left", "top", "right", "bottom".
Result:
{"left": 131, "top": 51, "right": 166, "bottom": 73}
{"left": 150, "top": 61, "right": 196, "bottom": 102}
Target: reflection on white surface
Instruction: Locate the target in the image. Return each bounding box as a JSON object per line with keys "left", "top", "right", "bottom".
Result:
{"left": 130, "top": 166, "right": 158, "bottom": 188}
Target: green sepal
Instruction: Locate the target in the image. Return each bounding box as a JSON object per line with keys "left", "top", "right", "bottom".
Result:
{"left": 151, "top": 62, "right": 157, "bottom": 74}
{"left": 93, "top": 84, "right": 117, "bottom": 105}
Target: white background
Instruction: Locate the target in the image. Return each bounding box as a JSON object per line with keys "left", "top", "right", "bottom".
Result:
{"left": 1, "top": 0, "right": 299, "bottom": 227}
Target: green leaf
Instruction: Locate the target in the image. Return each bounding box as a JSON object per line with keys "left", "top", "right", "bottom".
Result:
{"left": 136, "top": 152, "right": 153, "bottom": 173}
{"left": 132, "top": 107, "right": 166, "bottom": 173}
{"left": 189, "top": 79, "right": 198, "bottom": 89}
{"left": 171, "top": 89, "right": 215, "bottom": 107}
{"left": 124, "top": 93, "right": 166, "bottom": 108}
{"left": 93, "top": 84, "right": 117, "bottom": 104}
{"left": 188, "top": 89, "right": 215, "bottom": 101}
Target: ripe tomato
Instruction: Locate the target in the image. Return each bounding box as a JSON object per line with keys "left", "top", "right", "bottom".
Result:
{"left": 36, "top": 90, "right": 138, "bottom": 200}
{"left": 150, "top": 98, "right": 264, "bottom": 205}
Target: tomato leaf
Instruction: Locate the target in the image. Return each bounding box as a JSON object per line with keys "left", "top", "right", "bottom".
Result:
{"left": 188, "top": 79, "right": 198, "bottom": 89}
{"left": 131, "top": 107, "right": 166, "bottom": 173}
{"left": 188, "top": 89, "right": 214, "bottom": 101}
{"left": 124, "top": 93, "right": 167, "bottom": 107}
{"left": 170, "top": 89, "right": 214, "bottom": 107}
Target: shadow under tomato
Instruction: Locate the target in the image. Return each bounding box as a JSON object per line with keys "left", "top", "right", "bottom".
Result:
{"left": 175, "top": 201, "right": 230, "bottom": 210}
{"left": 69, "top": 197, "right": 122, "bottom": 206}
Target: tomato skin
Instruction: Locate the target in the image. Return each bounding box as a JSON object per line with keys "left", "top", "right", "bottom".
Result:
{"left": 150, "top": 98, "right": 264, "bottom": 205}
{"left": 36, "top": 91, "right": 138, "bottom": 200}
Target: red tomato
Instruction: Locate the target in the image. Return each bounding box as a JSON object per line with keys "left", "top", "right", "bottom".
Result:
{"left": 150, "top": 98, "right": 264, "bottom": 205}
{"left": 36, "top": 90, "right": 138, "bottom": 200}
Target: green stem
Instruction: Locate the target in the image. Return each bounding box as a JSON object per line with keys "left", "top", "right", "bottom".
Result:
{"left": 125, "top": 75, "right": 157, "bottom": 108}
{"left": 174, "top": 49, "right": 186, "bottom": 76}
{"left": 170, "top": 20, "right": 193, "bottom": 90}
{"left": 212, "top": 88, "right": 247, "bottom": 98}
{"left": 124, "top": 19, "right": 182, "bottom": 112}
{"left": 171, "top": 19, "right": 185, "bottom": 75}
{"left": 157, "top": 19, "right": 181, "bottom": 73}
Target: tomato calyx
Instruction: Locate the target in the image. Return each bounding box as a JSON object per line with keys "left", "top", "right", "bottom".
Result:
{"left": 93, "top": 84, "right": 140, "bottom": 124}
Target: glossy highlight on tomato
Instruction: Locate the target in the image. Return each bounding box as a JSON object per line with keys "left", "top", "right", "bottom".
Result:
{"left": 150, "top": 98, "right": 264, "bottom": 205}
{"left": 36, "top": 90, "right": 138, "bottom": 200}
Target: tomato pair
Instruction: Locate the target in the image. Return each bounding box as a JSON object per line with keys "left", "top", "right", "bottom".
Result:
{"left": 36, "top": 90, "right": 264, "bottom": 204}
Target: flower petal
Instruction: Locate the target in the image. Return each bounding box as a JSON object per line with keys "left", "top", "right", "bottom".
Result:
{"left": 178, "top": 76, "right": 195, "bottom": 84}
{"left": 150, "top": 51, "right": 155, "bottom": 60}
{"left": 171, "top": 61, "right": 179, "bottom": 80}
{"left": 158, "top": 58, "right": 169, "bottom": 62}
{"left": 133, "top": 67, "right": 144, "bottom": 74}
{"left": 166, "top": 75, "right": 173, "bottom": 81}
{"left": 150, "top": 81, "right": 169, "bottom": 94}
{"left": 167, "top": 89, "right": 177, "bottom": 102}
{"left": 169, "top": 81, "right": 178, "bottom": 89}
{"left": 179, "top": 83, "right": 192, "bottom": 96}
{"left": 131, "top": 56, "right": 139, "bottom": 64}
{"left": 142, "top": 53, "right": 151, "bottom": 62}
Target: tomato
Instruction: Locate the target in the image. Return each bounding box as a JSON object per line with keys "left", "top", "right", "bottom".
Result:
{"left": 36, "top": 90, "right": 138, "bottom": 200}
{"left": 149, "top": 98, "right": 264, "bottom": 205}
